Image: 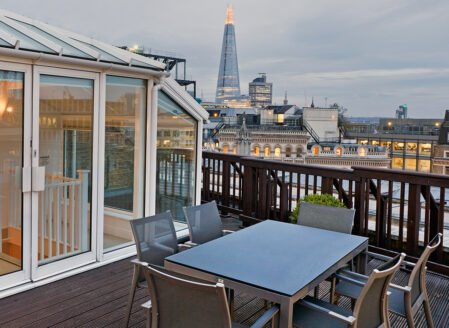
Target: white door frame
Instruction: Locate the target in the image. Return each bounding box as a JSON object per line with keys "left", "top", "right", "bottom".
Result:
{"left": 31, "top": 66, "right": 99, "bottom": 280}
{"left": 0, "top": 62, "right": 32, "bottom": 289}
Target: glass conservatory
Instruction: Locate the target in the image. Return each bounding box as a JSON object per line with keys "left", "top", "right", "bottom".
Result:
{"left": 0, "top": 9, "right": 207, "bottom": 295}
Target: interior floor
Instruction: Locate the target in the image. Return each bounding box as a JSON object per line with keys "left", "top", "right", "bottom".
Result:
{"left": 103, "top": 234, "right": 132, "bottom": 251}
{"left": 0, "top": 258, "right": 20, "bottom": 276}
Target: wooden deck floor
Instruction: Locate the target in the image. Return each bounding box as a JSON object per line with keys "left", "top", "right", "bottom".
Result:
{"left": 0, "top": 216, "right": 448, "bottom": 328}
{"left": 0, "top": 257, "right": 448, "bottom": 327}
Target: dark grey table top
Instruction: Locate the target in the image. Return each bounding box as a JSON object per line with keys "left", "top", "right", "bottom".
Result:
{"left": 165, "top": 220, "right": 368, "bottom": 296}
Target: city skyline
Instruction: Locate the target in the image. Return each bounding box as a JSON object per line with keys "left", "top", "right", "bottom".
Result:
{"left": 1, "top": 0, "right": 448, "bottom": 117}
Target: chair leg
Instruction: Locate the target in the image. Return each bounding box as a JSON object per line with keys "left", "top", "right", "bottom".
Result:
{"left": 145, "top": 307, "right": 152, "bottom": 328}
{"left": 423, "top": 298, "right": 434, "bottom": 328}
{"left": 404, "top": 298, "right": 415, "bottom": 328}
{"left": 227, "top": 288, "right": 235, "bottom": 320}
{"left": 124, "top": 263, "right": 140, "bottom": 328}
{"left": 330, "top": 277, "right": 336, "bottom": 304}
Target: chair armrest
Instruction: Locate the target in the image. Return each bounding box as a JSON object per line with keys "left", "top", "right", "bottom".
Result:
{"left": 390, "top": 283, "right": 412, "bottom": 293}
{"left": 335, "top": 274, "right": 367, "bottom": 288}
{"left": 178, "top": 243, "right": 192, "bottom": 252}
{"left": 299, "top": 300, "right": 356, "bottom": 325}
{"left": 366, "top": 251, "right": 416, "bottom": 268}
{"left": 339, "top": 269, "right": 369, "bottom": 281}
{"left": 131, "top": 259, "right": 149, "bottom": 267}
{"left": 222, "top": 230, "right": 234, "bottom": 236}
{"left": 184, "top": 241, "right": 198, "bottom": 247}
{"left": 250, "top": 304, "right": 280, "bottom": 328}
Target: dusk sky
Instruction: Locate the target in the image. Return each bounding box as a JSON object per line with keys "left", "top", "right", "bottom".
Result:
{"left": 2, "top": 0, "right": 448, "bottom": 117}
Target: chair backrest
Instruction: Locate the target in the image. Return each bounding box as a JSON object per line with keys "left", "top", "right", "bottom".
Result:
{"left": 183, "top": 201, "right": 223, "bottom": 244}
{"left": 297, "top": 202, "right": 355, "bottom": 234}
{"left": 407, "top": 233, "right": 442, "bottom": 305}
{"left": 130, "top": 211, "right": 178, "bottom": 268}
{"left": 141, "top": 263, "right": 232, "bottom": 328}
{"left": 353, "top": 253, "right": 405, "bottom": 328}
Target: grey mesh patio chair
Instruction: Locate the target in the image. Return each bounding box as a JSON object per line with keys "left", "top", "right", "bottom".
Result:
{"left": 333, "top": 233, "right": 442, "bottom": 328}
{"left": 297, "top": 202, "right": 355, "bottom": 234}
{"left": 297, "top": 202, "right": 355, "bottom": 298}
{"left": 293, "top": 253, "right": 405, "bottom": 328}
{"left": 124, "top": 211, "right": 190, "bottom": 328}
{"left": 137, "top": 260, "right": 280, "bottom": 328}
{"left": 183, "top": 200, "right": 234, "bottom": 246}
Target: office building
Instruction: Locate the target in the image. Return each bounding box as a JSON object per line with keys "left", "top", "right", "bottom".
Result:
{"left": 249, "top": 73, "right": 272, "bottom": 107}
{"left": 215, "top": 5, "right": 241, "bottom": 104}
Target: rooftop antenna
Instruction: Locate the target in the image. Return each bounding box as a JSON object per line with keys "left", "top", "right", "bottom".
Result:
{"left": 284, "top": 91, "right": 288, "bottom": 105}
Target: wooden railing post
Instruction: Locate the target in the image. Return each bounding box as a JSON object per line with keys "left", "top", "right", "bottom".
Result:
{"left": 407, "top": 184, "right": 421, "bottom": 256}
{"left": 202, "top": 166, "right": 210, "bottom": 202}
{"left": 279, "top": 182, "right": 288, "bottom": 221}
{"left": 242, "top": 159, "right": 254, "bottom": 218}
{"left": 321, "top": 177, "right": 333, "bottom": 194}
{"left": 222, "top": 160, "right": 231, "bottom": 212}
{"left": 353, "top": 177, "right": 366, "bottom": 235}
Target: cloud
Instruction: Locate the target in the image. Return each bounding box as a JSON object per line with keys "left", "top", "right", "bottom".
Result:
{"left": 0, "top": 0, "right": 447, "bottom": 117}
{"left": 294, "top": 68, "right": 449, "bottom": 81}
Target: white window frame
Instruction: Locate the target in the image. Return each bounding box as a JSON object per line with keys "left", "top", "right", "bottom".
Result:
{"left": 31, "top": 65, "right": 100, "bottom": 281}
{"left": 0, "top": 61, "right": 32, "bottom": 290}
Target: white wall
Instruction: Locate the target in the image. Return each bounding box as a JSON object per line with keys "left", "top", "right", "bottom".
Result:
{"left": 303, "top": 107, "right": 339, "bottom": 140}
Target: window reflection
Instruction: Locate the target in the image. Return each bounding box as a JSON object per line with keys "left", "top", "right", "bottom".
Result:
{"left": 157, "top": 91, "right": 197, "bottom": 222}
{"left": 39, "top": 75, "right": 93, "bottom": 264}
{"left": 0, "top": 70, "right": 23, "bottom": 275}
{"left": 104, "top": 76, "right": 146, "bottom": 252}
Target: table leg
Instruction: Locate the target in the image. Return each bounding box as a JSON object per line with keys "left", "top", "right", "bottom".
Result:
{"left": 279, "top": 300, "right": 293, "bottom": 328}
{"left": 356, "top": 247, "right": 368, "bottom": 274}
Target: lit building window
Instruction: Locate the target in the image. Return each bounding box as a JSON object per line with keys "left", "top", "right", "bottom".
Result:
{"left": 393, "top": 142, "right": 404, "bottom": 151}
{"left": 313, "top": 146, "right": 319, "bottom": 155}
{"left": 359, "top": 147, "right": 367, "bottom": 156}
{"left": 264, "top": 146, "right": 270, "bottom": 157}
{"left": 392, "top": 157, "right": 403, "bottom": 168}
{"left": 419, "top": 143, "right": 431, "bottom": 154}
{"left": 336, "top": 147, "right": 342, "bottom": 156}
{"left": 405, "top": 158, "right": 417, "bottom": 170}
{"left": 419, "top": 160, "right": 430, "bottom": 172}
{"left": 233, "top": 145, "right": 237, "bottom": 154}
{"left": 254, "top": 146, "right": 260, "bottom": 156}
{"left": 223, "top": 145, "right": 229, "bottom": 153}
{"left": 274, "top": 147, "right": 281, "bottom": 157}
{"left": 277, "top": 114, "right": 284, "bottom": 123}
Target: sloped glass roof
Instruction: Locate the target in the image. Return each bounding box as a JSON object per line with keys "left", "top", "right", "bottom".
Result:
{"left": 0, "top": 9, "right": 165, "bottom": 71}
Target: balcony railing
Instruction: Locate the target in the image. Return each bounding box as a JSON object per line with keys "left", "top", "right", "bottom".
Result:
{"left": 202, "top": 151, "right": 449, "bottom": 274}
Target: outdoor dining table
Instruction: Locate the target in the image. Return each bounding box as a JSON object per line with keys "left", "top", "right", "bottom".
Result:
{"left": 164, "top": 219, "right": 368, "bottom": 328}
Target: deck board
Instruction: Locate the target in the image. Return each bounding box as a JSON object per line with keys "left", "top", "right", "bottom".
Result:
{"left": 0, "top": 256, "right": 448, "bottom": 328}
{"left": 0, "top": 216, "right": 448, "bottom": 328}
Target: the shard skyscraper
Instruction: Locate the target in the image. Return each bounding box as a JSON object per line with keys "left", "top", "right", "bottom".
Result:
{"left": 215, "top": 5, "right": 241, "bottom": 104}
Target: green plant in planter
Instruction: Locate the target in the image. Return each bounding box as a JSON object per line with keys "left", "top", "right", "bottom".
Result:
{"left": 289, "top": 193, "right": 346, "bottom": 224}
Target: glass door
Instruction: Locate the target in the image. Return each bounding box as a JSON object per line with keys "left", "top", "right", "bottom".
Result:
{"left": 32, "top": 67, "right": 98, "bottom": 279}
{"left": 0, "top": 63, "right": 32, "bottom": 289}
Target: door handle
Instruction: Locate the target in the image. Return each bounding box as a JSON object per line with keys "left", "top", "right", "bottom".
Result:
{"left": 22, "top": 167, "right": 31, "bottom": 192}
{"left": 32, "top": 166, "right": 46, "bottom": 192}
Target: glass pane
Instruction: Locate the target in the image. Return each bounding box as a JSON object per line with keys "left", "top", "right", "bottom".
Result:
{"left": 0, "top": 70, "right": 24, "bottom": 276}
{"left": 157, "top": 91, "right": 197, "bottom": 223}
{"left": 38, "top": 74, "right": 93, "bottom": 265}
{"left": 103, "top": 76, "right": 146, "bottom": 252}
{"left": 6, "top": 18, "right": 94, "bottom": 59}
{"left": 0, "top": 21, "right": 54, "bottom": 53}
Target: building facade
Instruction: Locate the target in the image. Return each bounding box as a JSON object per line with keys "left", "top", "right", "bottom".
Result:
{"left": 345, "top": 117, "right": 443, "bottom": 172}
{"left": 248, "top": 73, "right": 272, "bottom": 107}
{"left": 0, "top": 9, "right": 208, "bottom": 297}
{"left": 215, "top": 5, "right": 241, "bottom": 104}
